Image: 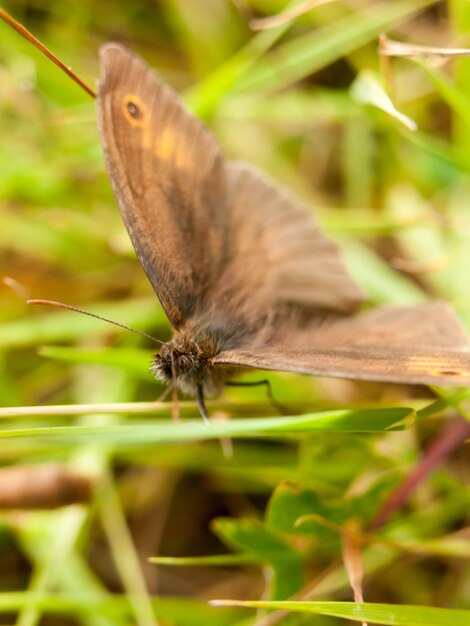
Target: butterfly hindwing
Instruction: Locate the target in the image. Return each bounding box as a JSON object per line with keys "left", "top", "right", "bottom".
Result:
{"left": 215, "top": 345, "right": 470, "bottom": 387}
{"left": 215, "top": 303, "right": 470, "bottom": 386}
{"left": 211, "top": 162, "right": 364, "bottom": 320}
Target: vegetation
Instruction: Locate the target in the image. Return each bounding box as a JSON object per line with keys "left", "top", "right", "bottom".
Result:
{"left": 1, "top": 1, "right": 470, "bottom": 625}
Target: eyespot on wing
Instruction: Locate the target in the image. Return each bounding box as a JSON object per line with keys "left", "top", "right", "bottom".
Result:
{"left": 122, "top": 93, "right": 149, "bottom": 127}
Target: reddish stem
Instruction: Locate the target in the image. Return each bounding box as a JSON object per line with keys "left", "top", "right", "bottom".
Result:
{"left": 369, "top": 415, "right": 470, "bottom": 530}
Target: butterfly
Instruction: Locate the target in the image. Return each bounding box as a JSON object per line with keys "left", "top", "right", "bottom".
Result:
{"left": 96, "top": 43, "right": 470, "bottom": 415}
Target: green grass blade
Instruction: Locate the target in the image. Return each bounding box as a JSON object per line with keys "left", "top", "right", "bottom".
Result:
{"left": 98, "top": 471, "right": 156, "bottom": 626}
{"left": 0, "top": 408, "right": 415, "bottom": 446}
{"left": 212, "top": 600, "right": 470, "bottom": 626}
{"left": 149, "top": 554, "right": 256, "bottom": 566}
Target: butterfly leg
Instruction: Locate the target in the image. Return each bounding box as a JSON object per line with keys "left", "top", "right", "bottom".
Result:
{"left": 197, "top": 386, "right": 234, "bottom": 458}
{"left": 171, "top": 385, "right": 180, "bottom": 421}
{"left": 196, "top": 384, "right": 210, "bottom": 424}
{"left": 226, "top": 380, "right": 288, "bottom": 415}
{"left": 155, "top": 386, "right": 171, "bottom": 403}
{"left": 155, "top": 386, "right": 180, "bottom": 421}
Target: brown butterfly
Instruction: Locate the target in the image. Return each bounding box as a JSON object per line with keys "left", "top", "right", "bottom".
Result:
{"left": 96, "top": 42, "right": 470, "bottom": 416}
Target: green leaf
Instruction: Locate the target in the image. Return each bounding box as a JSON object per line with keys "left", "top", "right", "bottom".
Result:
{"left": 266, "top": 482, "right": 346, "bottom": 539}
{"left": 213, "top": 518, "right": 297, "bottom": 560}
{"left": 213, "top": 518, "right": 303, "bottom": 599}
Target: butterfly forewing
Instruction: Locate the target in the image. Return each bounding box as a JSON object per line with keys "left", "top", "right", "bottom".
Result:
{"left": 97, "top": 44, "right": 227, "bottom": 329}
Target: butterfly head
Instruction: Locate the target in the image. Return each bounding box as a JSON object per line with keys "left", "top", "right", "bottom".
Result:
{"left": 154, "top": 340, "right": 198, "bottom": 379}
{"left": 151, "top": 327, "right": 228, "bottom": 397}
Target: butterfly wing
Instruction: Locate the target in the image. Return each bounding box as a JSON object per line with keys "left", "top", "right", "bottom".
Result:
{"left": 214, "top": 303, "right": 470, "bottom": 386}
{"left": 290, "top": 302, "right": 470, "bottom": 349}
{"left": 214, "top": 345, "right": 470, "bottom": 386}
{"left": 210, "top": 162, "right": 363, "bottom": 322}
{"left": 97, "top": 44, "right": 227, "bottom": 329}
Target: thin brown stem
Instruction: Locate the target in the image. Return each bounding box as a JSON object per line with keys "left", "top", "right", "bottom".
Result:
{"left": 0, "top": 8, "right": 96, "bottom": 98}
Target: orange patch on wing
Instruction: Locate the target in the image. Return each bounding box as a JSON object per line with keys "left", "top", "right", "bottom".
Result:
{"left": 157, "top": 127, "right": 194, "bottom": 172}
{"left": 158, "top": 127, "right": 177, "bottom": 160}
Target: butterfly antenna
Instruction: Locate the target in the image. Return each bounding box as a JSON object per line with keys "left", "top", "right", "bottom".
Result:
{"left": 27, "top": 299, "right": 163, "bottom": 346}
{"left": 0, "top": 8, "right": 96, "bottom": 98}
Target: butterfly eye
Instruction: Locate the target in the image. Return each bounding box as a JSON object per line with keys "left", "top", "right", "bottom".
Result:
{"left": 175, "top": 354, "right": 191, "bottom": 372}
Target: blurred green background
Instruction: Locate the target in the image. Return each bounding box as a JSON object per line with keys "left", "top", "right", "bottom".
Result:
{"left": 1, "top": 1, "right": 470, "bottom": 625}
